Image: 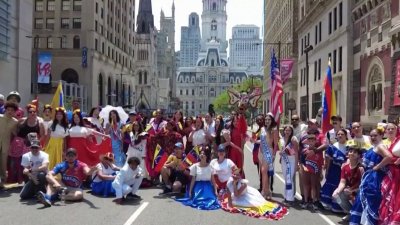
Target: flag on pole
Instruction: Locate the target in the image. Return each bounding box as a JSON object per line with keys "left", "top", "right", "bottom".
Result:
{"left": 321, "top": 60, "right": 337, "bottom": 134}
{"left": 270, "top": 49, "right": 283, "bottom": 124}
{"left": 50, "top": 81, "right": 64, "bottom": 118}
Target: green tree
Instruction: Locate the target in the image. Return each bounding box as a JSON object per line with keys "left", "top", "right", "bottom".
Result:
{"left": 213, "top": 78, "right": 263, "bottom": 115}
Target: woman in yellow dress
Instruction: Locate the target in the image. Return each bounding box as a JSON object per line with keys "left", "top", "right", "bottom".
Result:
{"left": 43, "top": 107, "right": 69, "bottom": 170}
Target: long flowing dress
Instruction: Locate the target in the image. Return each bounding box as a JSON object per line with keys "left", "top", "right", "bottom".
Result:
{"left": 44, "top": 123, "right": 68, "bottom": 170}
{"left": 350, "top": 145, "right": 386, "bottom": 225}
{"left": 68, "top": 126, "right": 111, "bottom": 167}
{"left": 320, "top": 142, "right": 348, "bottom": 212}
{"left": 279, "top": 139, "right": 297, "bottom": 202}
{"left": 126, "top": 132, "right": 148, "bottom": 177}
{"left": 8, "top": 119, "right": 40, "bottom": 183}
{"left": 110, "top": 122, "right": 125, "bottom": 167}
{"left": 176, "top": 163, "right": 220, "bottom": 210}
{"left": 221, "top": 177, "right": 288, "bottom": 220}
{"left": 230, "top": 116, "right": 247, "bottom": 175}
{"left": 379, "top": 137, "right": 400, "bottom": 225}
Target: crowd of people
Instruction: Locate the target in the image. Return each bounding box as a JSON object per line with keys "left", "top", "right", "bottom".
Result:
{"left": 0, "top": 90, "right": 400, "bottom": 224}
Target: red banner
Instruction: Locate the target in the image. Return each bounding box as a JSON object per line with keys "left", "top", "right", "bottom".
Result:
{"left": 281, "top": 59, "right": 295, "bottom": 84}
{"left": 394, "top": 59, "right": 400, "bottom": 106}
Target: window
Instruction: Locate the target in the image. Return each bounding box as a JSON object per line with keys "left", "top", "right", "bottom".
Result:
{"left": 312, "top": 92, "right": 322, "bottom": 118}
{"left": 186, "top": 89, "right": 188, "bottom": 95}
{"left": 192, "top": 89, "right": 195, "bottom": 95}
{"left": 339, "top": 2, "right": 343, "bottom": 26}
{"left": 34, "top": 18, "right": 43, "bottom": 29}
{"left": 61, "top": 18, "right": 69, "bottom": 29}
{"left": 34, "top": 37, "right": 40, "bottom": 48}
{"left": 338, "top": 47, "right": 342, "bottom": 72}
{"left": 192, "top": 101, "right": 195, "bottom": 109}
{"left": 334, "top": 7, "right": 337, "bottom": 30}
{"left": 73, "top": 0, "right": 81, "bottom": 11}
{"left": 300, "top": 68, "right": 303, "bottom": 87}
{"left": 46, "top": 18, "right": 54, "bottom": 29}
{"left": 139, "top": 72, "right": 142, "bottom": 84}
{"left": 35, "top": 0, "right": 43, "bottom": 11}
{"left": 73, "top": 18, "right": 81, "bottom": 29}
{"left": 62, "top": 0, "right": 70, "bottom": 11}
{"left": 95, "top": 38, "right": 98, "bottom": 51}
{"left": 47, "top": 0, "right": 55, "bottom": 11}
{"left": 144, "top": 72, "right": 147, "bottom": 84}
{"left": 60, "top": 36, "right": 67, "bottom": 48}
{"left": 319, "top": 22, "right": 322, "bottom": 42}
{"left": 47, "top": 37, "right": 53, "bottom": 48}
{"left": 179, "top": 89, "right": 182, "bottom": 95}
{"left": 102, "top": 42, "right": 104, "bottom": 53}
{"left": 301, "top": 38, "right": 303, "bottom": 55}
{"left": 333, "top": 49, "right": 337, "bottom": 73}
{"left": 329, "top": 12, "right": 332, "bottom": 34}
{"left": 314, "top": 61, "right": 317, "bottom": 81}
{"left": 73, "top": 35, "right": 80, "bottom": 49}
{"left": 95, "top": 2, "right": 98, "bottom": 14}
{"left": 315, "top": 25, "right": 318, "bottom": 45}
{"left": 318, "top": 59, "right": 321, "bottom": 80}
{"left": 212, "top": 2, "right": 217, "bottom": 11}
{"left": 300, "top": 96, "right": 308, "bottom": 121}
{"left": 368, "top": 65, "right": 383, "bottom": 112}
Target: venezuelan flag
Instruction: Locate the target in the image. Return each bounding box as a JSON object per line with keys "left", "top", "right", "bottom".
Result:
{"left": 321, "top": 60, "right": 337, "bottom": 134}
{"left": 50, "top": 81, "right": 64, "bottom": 119}
{"left": 179, "top": 146, "right": 200, "bottom": 170}
{"left": 153, "top": 144, "right": 168, "bottom": 173}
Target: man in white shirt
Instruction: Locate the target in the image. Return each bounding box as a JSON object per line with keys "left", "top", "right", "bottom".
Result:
{"left": 325, "top": 115, "right": 352, "bottom": 145}
{"left": 112, "top": 156, "right": 143, "bottom": 204}
{"left": 20, "top": 138, "right": 49, "bottom": 200}
{"left": 291, "top": 114, "right": 307, "bottom": 141}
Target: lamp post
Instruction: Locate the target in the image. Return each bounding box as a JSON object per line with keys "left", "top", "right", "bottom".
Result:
{"left": 116, "top": 73, "right": 134, "bottom": 107}
{"left": 304, "top": 45, "right": 314, "bottom": 120}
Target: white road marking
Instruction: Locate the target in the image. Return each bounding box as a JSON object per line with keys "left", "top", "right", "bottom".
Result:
{"left": 244, "top": 143, "right": 337, "bottom": 225}
{"left": 123, "top": 202, "right": 149, "bottom": 225}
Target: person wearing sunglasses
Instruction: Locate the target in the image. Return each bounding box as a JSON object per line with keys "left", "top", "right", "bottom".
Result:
{"left": 291, "top": 114, "right": 307, "bottom": 141}
{"left": 8, "top": 104, "right": 45, "bottom": 184}
{"left": 20, "top": 138, "right": 49, "bottom": 200}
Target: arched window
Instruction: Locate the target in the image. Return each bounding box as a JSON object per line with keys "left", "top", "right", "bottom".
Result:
{"left": 211, "top": 19, "right": 217, "bottom": 31}
{"left": 98, "top": 73, "right": 103, "bottom": 106}
{"left": 144, "top": 71, "right": 148, "bottom": 84}
{"left": 368, "top": 64, "right": 383, "bottom": 112}
{"left": 61, "top": 68, "right": 79, "bottom": 84}
{"left": 73, "top": 35, "right": 80, "bottom": 49}
{"left": 107, "top": 77, "right": 112, "bottom": 104}
{"left": 212, "top": 2, "right": 217, "bottom": 11}
{"left": 139, "top": 71, "right": 142, "bottom": 84}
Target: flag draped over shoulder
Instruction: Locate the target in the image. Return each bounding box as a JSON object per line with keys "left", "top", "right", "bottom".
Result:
{"left": 50, "top": 81, "right": 64, "bottom": 118}
{"left": 270, "top": 49, "right": 283, "bottom": 124}
{"left": 153, "top": 144, "right": 168, "bottom": 173}
{"left": 321, "top": 61, "right": 337, "bottom": 134}
{"left": 179, "top": 146, "right": 201, "bottom": 170}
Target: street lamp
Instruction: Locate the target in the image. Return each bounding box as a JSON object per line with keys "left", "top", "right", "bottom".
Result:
{"left": 304, "top": 44, "right": 314, "bottom": 120}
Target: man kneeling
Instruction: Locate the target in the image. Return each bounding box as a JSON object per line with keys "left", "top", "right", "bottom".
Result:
{"left": 20, "top": 139, "right": 49, "bottom": 200}
{"left": 112, "top": 157, "right": 143, "bottom": 204}
{"left": 37, "top": 148, "right": 96, "bottom": 207}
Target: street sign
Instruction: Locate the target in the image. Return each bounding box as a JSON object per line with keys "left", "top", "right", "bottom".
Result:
{"left": 287, "top": 98, "right": 296, "bottom": 110}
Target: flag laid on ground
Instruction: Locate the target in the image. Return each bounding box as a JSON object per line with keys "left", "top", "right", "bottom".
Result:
{"left": 179, "top": 146, "right": 201, "bottom": 170}
{"left": 270, "top": 49, "right": 283, "bottom": 124}
{"left": 321, "top": 60, "right": 337, "bottom": 134}
{"left": 153, "top": 144, "right": 168, "bottom": 173}
{"left": 50, "top": 81, "right": 64, "bottom": 118}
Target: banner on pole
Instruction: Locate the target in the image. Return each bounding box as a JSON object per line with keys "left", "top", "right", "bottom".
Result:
{"left": 394, "top": 59, "right": 400, "bottom": 106}
{"left": 37, "top": 52, "right": 52, "bottom": 84}
{"left": 280, "top": 59, "right": 295, "bottom": 84}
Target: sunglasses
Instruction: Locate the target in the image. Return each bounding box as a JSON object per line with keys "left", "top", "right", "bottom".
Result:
{"left": 28, "top": 111, "right": 36, "bottom": 114}
{"left": 291, "top": 118, "right": 299, "bottom": 121}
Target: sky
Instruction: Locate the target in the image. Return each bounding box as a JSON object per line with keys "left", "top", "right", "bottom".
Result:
{"left": 140, "top": 0, "right": 264, "bottom": 51}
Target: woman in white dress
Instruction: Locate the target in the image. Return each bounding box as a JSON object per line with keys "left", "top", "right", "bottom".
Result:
{"left": 188, "top": 117, "right": 207, "bottom": 148}
{"left": 126, "top": 121, "right": 148, "bottom": 177}
{"left": 222, "top": 169, "right": 288, "bottom": 220}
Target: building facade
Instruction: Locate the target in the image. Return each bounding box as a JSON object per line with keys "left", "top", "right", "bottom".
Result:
{"left": 176, "top": 0, "right": 247, "bottom": 116}
{"left": 157, "top": 2, "right": 176, "bottom": 111}
{"left": 179, "top": 12, "right": 201, "bottom": 67}
{"left": 295, "top": 0, "right": 352, "bottom": 125}
{"left": 351, "top": 0, "right": 392, "bottom": 126}
{"left": 229, "top": 25, "right": 262, "bottom": 73}
{"left": 31, "top": 0, "right": 136, "bottom": 111}
{"left": 263, "top": 0, "right": 298, "bottom": 122}
{"left": 0, "top": 0, "right": 33, "bottom": 106}
{"left": 389, "top": 0, "right": 400, "bottom": 122}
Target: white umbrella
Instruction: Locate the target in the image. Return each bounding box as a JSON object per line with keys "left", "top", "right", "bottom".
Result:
{"left": 99, "top": 105, "right": 128, "bottom": 127}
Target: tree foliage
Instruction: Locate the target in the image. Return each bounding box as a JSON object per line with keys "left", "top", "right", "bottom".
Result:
{"left": 213, "top": 78, "right": 263, "bottom": 115}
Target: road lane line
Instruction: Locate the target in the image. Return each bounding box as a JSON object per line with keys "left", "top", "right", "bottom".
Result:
{"left": 244, "top": 143, "right": 337, "bottom": 225}
{"left": 123, "top": 202, "right": 149, "bottom": 225}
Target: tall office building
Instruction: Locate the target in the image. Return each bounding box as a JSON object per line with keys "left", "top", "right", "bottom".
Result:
{"left": 179, "top": 12, "right": 201, "bottom": 67}
{"left": 31, "top": 0, "right": 137, "bottom": 110}
{"left": 229, "top": 25, "right": 262, "bottom": 72}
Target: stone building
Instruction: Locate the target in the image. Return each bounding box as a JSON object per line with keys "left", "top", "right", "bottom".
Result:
{"left": 263, "top": 0, "right": 298, "bottom": 121}
{"left": 0, "top": 0, "right": 33, "bottom": 106}
{"left": 351, "top": 0, "right": 393, "bottom": 126}
{"left": 31, "top": 0, "right": 137, "bottom": 111}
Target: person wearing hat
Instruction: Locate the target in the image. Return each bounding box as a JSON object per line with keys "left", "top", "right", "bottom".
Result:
{"left": 210, "top": 144, "right": 237, "bottom": 191}
{"left": 332, "top": 145, "right": 364, "bottom": 223}
{"left": 20, "top": 138, "right": 49, "bottom": 200}
{"left": 91, "top": 152, "right": 120, "bottom": 197}
{"left": 160, "top": 142, "right": 188, "bottom": 194}
{"left": 0, "top": 94, "right": 5, "bottom": 114}
{"left": 0, "top": 102, "right": 18, "bottom": 188}
{"left": 38, "top": 148, "right": 97, "bottom": 206}
{"left": 6, "top": 91, "right": 24, "bottom": 120}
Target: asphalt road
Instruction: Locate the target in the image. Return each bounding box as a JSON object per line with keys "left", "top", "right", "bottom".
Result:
{"left": 0, "top": 142, "right": 344, "bottom": 225}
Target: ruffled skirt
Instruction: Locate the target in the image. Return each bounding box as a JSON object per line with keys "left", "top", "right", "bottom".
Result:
{"left": 176, "top": 181, "right": 220, "bottom": 210}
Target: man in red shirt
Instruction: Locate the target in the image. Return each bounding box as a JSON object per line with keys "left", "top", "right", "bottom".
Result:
{"left": 332, "top": 146, "right": 364, "bottom": 222}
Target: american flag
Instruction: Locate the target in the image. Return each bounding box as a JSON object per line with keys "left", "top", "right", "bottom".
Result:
{"left": 270, "top": 49, "right": 283, "bottom": 123}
